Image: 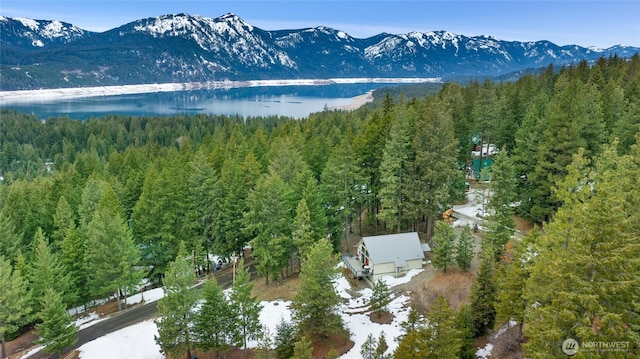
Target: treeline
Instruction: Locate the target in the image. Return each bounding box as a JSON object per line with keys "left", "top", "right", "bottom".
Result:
{"left": 0, "top": 55, "right": 639, "bottom": 356}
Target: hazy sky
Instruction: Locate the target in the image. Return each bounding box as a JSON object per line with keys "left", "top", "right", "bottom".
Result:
{"left": 2, "top": 1, "right": 639, "bottom": 48}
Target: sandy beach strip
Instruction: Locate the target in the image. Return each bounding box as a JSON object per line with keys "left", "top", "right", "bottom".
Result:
{"left": 0, "top": 78, "right": 440, "bottom": 105}
{"left": 331, "top": 90, "right": 374, "bottom": 111}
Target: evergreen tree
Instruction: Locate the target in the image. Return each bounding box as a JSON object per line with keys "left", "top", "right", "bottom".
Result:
{"left": 186, "top": 150, "right": 220, "bottom": 261}
{"left": 292, "top": 335, "right": 313, "bottom": 359}
{"left": 132, "top": 152, "right": 193, "bottom": 281}
{"left": 494, "top": 231, "right": 540, "bottom": 343}
{"left": 194, "top": 278, "right": 234, "bottom": 357}
{"left": 212, "top": 155, "right": 249, "bottom": 258}
{"left": 482, "top": 149, "right": 517, "bottom": 258}
{"left": 409, "top": 97, "right": 460, "bottom": 238}
{"left": 255, "top": 326, "right": 275, "bottom": 359}
{"left": 370, "top": 279, "right": 392, "bottom": 317}
{"left": 78, "top": 177, "right": 107, "bottom": 228}
{"left": 362, "top": 331, "right": 390, "bottom": 359}
{"left": 85, "top": 207, "right": 142, "bottom": 311}
{"left": 423, "top": 295, "right": 462, "bottom": 359}
{"left": 527, "top": 78, "right": 591, "bottom": 222}
{"left": 291, "top": 239, "right": 343, "bottom": 338}
{"left": 378, "top": 105, "right": 414, "bottom": 232}
{"left": 471, "top": 81, "right": 502, "bottom": 146}
{"left": 274, "top": 318, "right": 297, "bottom": 359}
{"left": 59, "top": 222, "right": 88, "bottom": 307}
{"left": 352, "top": 108, "right": 393, "bottom": 232}
{"left": 244, "top": 172, "right": 293, "bottom": 283}
{"left": 613, "top": 91, "right": 640, "bottom": 153}
{"left": 3, "top": 178, "right": 54, "bottom": 255}
{"left": 376, "top": 331, "right": 390, "bottom": 359}
{"left": 320, "top": 131, "right": 366, "bottom": 250}
{"left": 394, "top": 330, "right": 425, "bottom": 359}
{"left": 360, "top": 333, "right": 379, "bottom": 359}
{"left": 455, "top": 304, "right": 476, "bottom": 359}
{"left": 292, "top": 199, "right": 315, "bottom": 262}
{"left": 398, "top": 305, "right": 426, "bottom": 341}
{"left": 29, "top": 228, "right": 75, "bottom": 316}
{"left": 229, "top": 258, "right": 263, "bottom": 356}
{"left": 431, "top": 221, "right": 456, "bottom": 273}
{"left": 0, "top": 256, "right": 31, "bottom": 359}
{"left": 36, "top": 287, "right": 77, "bottom": 356}
{"left": 267, "top": 136, "right": 312, "bottom": 206}
{"left": 155, "top": 243, "right": 200, "bottom": 359}
{"left": 51, "top": 196, "right": 75, "bottom": 244}
{"left": 511, "top": 94, "right": 549, "bottom": 222}
{"left": 455, "top": 225, "right": 474, "bottom": 271}
{"left": 300, "top": 176, "right": 328, "bottom": 246}
{"left": 469, "top": 253, "right": 497, "bottom": 336}
{"left": 0, "top": 210, "right": 21, "bottom": 262}
{"left": 394, "top": 296, "right": 461, "bottom": 359}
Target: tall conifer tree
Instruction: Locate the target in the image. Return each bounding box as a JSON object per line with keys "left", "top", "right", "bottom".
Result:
{"left": 378, "top": 104, "right": 414, "bottom": 232}
{"left": 0, "top": 256, "right": 30, "bottom": 359}
{"left": 291, "top": 239, "right": 343, "bottom": 338}
{"left": 155, "top": 243, "right": 200, "bottom": 359}
{"left": 36, "top": 287, "right": 77, "bottom": 356}
{"left": 229, "top": 258, "right": 263, "bottom": 357}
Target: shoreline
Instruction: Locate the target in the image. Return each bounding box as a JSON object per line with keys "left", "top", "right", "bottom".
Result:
{"left": 330, "top": 90, "right": 374, "bottom": 111}
{"left": 0, "top": 77, "right": 440, "bottom": 105}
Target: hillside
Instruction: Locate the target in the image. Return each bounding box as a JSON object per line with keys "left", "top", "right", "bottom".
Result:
{"left": 1, "top": 13, "right": 638, "bottom": 90}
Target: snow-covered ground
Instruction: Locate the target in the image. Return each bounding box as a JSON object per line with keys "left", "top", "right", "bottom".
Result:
{"left": 72, "top": 270, "right": 423, "bottom": 359}
{"left": 73, "top": 271, "right": 493, "bottom": 358}
{"left": 20, "top": 287, "right": 166, "bottom": 359}
{"left": 0, "top": 77, "right": 440, "bottom": 105}
{"left": 453, "top": 188, "right": 489, "bottom": 228}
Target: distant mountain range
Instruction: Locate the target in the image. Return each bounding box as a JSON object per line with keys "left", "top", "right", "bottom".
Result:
{"left": 1, "top": 13, "right": 638, "bottom": 91}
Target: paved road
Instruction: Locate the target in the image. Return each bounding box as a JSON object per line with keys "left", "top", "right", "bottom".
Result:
{"left": 27, "top": 256, "right": 257, "bottom": 359}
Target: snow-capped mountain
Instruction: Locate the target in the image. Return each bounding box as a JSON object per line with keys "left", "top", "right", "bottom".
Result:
{"left": 0, "top": 16, "right": 93, "bottom": 48}
{"left": 1, "top": 13, "right": 638, "bottom": 90}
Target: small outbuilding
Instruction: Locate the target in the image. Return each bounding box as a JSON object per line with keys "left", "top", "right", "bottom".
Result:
{"left": 344, "top": 232, "right": 425, "bottom": 285}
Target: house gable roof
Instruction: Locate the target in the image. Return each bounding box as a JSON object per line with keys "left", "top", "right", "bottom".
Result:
{"left": 362, "top": 232, "right": 425, "bottom": 267}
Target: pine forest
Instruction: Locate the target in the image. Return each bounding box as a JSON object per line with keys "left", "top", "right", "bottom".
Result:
{"left": 1, "top": 55, "right": 639, "bottom": 358}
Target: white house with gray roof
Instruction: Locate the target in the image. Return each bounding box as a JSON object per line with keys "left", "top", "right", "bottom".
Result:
{"left": 344, "top": 232, "right": 425, "bottom": 285}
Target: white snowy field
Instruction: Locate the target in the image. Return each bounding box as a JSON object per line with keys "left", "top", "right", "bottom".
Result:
{"left": 0, "top": 77, "right": 440, "bottom": 105}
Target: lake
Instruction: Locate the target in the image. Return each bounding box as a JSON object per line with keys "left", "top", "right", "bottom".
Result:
{"left": 0, "top": 83, "right": 400, "bottom": 120}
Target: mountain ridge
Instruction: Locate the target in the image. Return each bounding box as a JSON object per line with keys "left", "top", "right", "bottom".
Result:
{"left": 1, "top": 12, "right": 638, "bottom": 91}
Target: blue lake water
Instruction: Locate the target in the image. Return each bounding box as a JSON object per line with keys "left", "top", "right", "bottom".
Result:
{"left": 1, "top": 83, "right": 395, "bottom": 120}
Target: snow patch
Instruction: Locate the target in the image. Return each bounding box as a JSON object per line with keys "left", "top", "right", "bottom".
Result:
{"left": 78, "top": 320, "right": 163, "bottom": 359}
{"left": 74, "top": 269, "right": 430, "bottom": 359}
{"left": 15, "top": 17, "right": 39, "bottom": 31}
{"left": 476, "top": 343, "right": 493, "bottom": 359}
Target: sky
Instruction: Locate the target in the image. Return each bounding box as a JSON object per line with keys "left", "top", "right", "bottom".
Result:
{"left": 1, "top": 1, "right": 639, "bottom": 49}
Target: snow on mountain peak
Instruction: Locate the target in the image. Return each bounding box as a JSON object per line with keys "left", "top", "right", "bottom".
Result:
{"left": 217, "top": 12, "right": 253, "bottom": 32}
{"left": 3, "top": 17, "right": 86, "bottom": 47}
{"left": 15, "top": 17, "right": 40, "bottom": 31}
